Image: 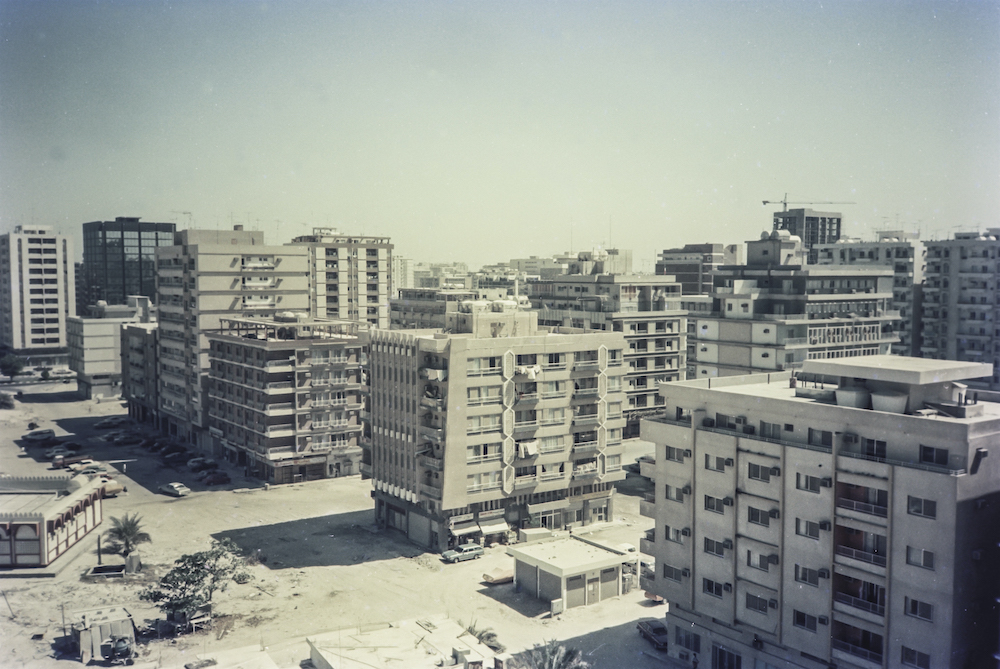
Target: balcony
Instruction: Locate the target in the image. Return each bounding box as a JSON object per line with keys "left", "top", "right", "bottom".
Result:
{"left": 539, "top": 471, "right": 566, "bottom": 482}
{"left": 572, "top": 468, "right": 599, "bottom": 480}
{"left": 418, "top": 425, "right": 445, "bottom": 442}
{"left": 639, "top": 493, "right": 656, "bottom": 518}
{"left": 516, "top": 393, "right": 539, "bottom": 404}
{"left": 573, "top": 413, "right": 601, "bottom": 426}
{"left": 836, "top": 497, "right": 888, "bottom": 518}
{"left": 264, "top": 402, "right": 295, "bottom": 416}
{"left": 831, "top": 639, "right": 882, "bottom": 665}
{"left": 359, "top": 462, "right": 372, "bottom": 478}
{"left": 573, "top": 387, "right": 599, "bottom": 397}
{"left": 419, "top": 483, "right": 442, "bottom": 500}
{"left": 513, "top": 420, "right": 539, "bottom": 431}
{"left": 417, "top": 454, "right": 443, "bottom": 471}
{"left": 639, "top": 530, "right": 655, "bottom": 555}
{"left": 834, "top": 591, "right": 885, "bottom": 617}
{"left": 835, "top": 544, "right": 886, "bottom": 567}
{"left": 514, "top": 476, "right": 538, "bottom": 489}
{"left": 572, "top": 441, "right": 600, "bottom": 454}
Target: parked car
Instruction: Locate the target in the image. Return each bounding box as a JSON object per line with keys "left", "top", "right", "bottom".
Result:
{"left": 636, "top": 620, "right": 670, "bottom": 651}
{"left": 62, "top": 441, "right": 85, "bottom": 452}
{"left": 161, "top": 443, "right": 187, "bottom": 455}
{"left": 163, "top": 451, "right": 189, "bottom": 463}
{"left": 45, "top": 445, "right": 71, "bottom": 460}
{"left": 188, "top": 458, "right": 218, "bottom": 472}
{"left": 113, "top": 434, "right": 143, "bottom": 446}
{"left": 22, "top": 429, "right": 55, "bottom": 443}
{"left": 94, "top": 416, "right": 130, "bottom": 429}
{"left": 75, "top": 465, "right": 109, "bottom": 477}
{"left": 441, "top": 543, "right": 484, "bottom": 563}
{"left": 203, "top": 472, "right": 231, "bottom": 485}
{"left": 158, "top": 482, "right": 191, "bottom": 497}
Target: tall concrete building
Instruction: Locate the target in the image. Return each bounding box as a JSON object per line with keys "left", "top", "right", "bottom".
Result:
{"left": 122, "top": 320, "right": 160, "bottom": 427}
{"left": 656, "top": 243, "right": 742, "bottom": 295}
{"left": 773, "top": 208, "right": 843, "bottom": 263}
{"left": 814, "top": 231, "right": 925, "bottom": 356}
{"left": 207, "top": 315, "right": 366, "bottom": 483}
{"left": 688, "top": 231, "right": 899, "bottom": 379}
{"left": 0, "top": 225, "right": 75, "bottom": 364}
{"left": 288, "top": 229, "right": 392, "bottom": 328}
{"left": 366, "top": 303, "right": 628, "bottom": 552}
{"left": 529, "top": 274, "right": 686, "bottom": 436}
{"left": 156, "top": 228, "right": 309, "bottom": 449}
{"left": 391, "top": 255, "right": 415, "bottom": 297}
{"left": 79, "top": 217, "right": 175, "bottom": 315}
{"left": 920, "top": 229, "right": 1000, "bottom": 390}
{"left": 68, "top": 297, "right": 153, "bottom": 399}
{"left": 640, "top": 356, "right": 1000, "bottom": 669}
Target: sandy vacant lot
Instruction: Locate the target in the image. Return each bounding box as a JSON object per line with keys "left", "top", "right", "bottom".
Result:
{"left": 1, "top": 384, "right": 667, "bottom": 669}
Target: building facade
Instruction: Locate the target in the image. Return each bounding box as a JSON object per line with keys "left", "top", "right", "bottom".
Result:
{"left": 640, "top": 356, "right": 1000, "bottom": 669}
{"left": 79, "top": 217, "right": 175, "bottom": 315}
{"left": 773, "top": 208, "right": 843, "bottom": 262}
{"left": 156, "top": 228, "right": 309, "bottom": 450}
{"left": 814, "top": 231, "right": 925, "bottom": 356}
{"left": 656, "top": 243, "right": 742, "bottom": 295}
{"left": 121, "top": 321, "right": 159, "bottom": 427}
{"left": 0, "top": 226, "right": 75, "bottom": 364}
{"left": 207, "top": 315, "right": 366, "bottom": 484}
{"left": 288, "top": 229, "right": 393, "bottom": 328}
{"left": 366, "top": 304, "right": 628, "bottom": 552}
{"left": 390, "top": 287, "right": 509, "bottom": 330}
{"left": 68, "top": 297, "right": 153, "bottom": 399}
{"left": 529, "top": 274, "right": 686, "bottom": 436}
{"left": 689, "top": 231, "right": 899, "bottom": 379}
{"left": 920, "top": 229, "right": 1000, "bottom": 390}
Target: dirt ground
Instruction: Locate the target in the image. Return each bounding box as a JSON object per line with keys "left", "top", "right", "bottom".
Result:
{"left": 1, "top": 383, "right": 670, "bottom": 669}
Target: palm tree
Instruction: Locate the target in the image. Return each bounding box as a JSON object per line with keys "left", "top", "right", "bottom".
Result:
{"left": 104, "top": 513, "right": 151, "bottom": 556}
{"left": 465, "top": 620, "right": 505, "bottom": 653}
{"left": 513, "top": 640, "right": 590, "bottom": 669}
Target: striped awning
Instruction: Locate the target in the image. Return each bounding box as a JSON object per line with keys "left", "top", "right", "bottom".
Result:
{"left": 450, "top": 520, "right": 480, "bottom": 537}
{"left": 478, "top": 519, "right": 510, "bottom": 535}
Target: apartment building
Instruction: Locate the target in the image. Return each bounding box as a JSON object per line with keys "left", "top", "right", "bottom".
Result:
{"left": 0, "top": 226, "right": 75, "bottom": 364}
{"left": 68, "top": 297, "right": 153, "bottom": 399}
{"left": 121, "top": 320, "right": 159, "bottom": 427}
{"left": 640, "top": 356, "right": 1000, "bottom": 669}
{"left": 390, "top": 287, "right": 509, "bottom": 330}
{"left": 79, "top": 217, "right": 175, "bottom": 314}
{"left": 814, "top": 231, "right": 925, "bottom": 356}
{"left": 773, "top": 208, "right": 843, "bottom": 262}
{"left": 288, "top": 229, "right": 393, "bottom": 328}
{"left": 656, "top": 243, "right": 743, "bottom": 295}
{"left": 391, "top": 255, "right": 415, "bottom": 297}
{"left": 156, "top": 228, "right": 309, "bottom": 450}
{"left": 206, "top": 315, "right": 366, "bottom": 483}
{"left": 529, "top": 274, "right": 686, "bottom": 436}
{"left": 366, "top": 303, "right": 628, "bottom": 552}
{"left": 689, "top": 231, "right": 899, "bottom": 378}
{"left": 920, "top": 229, "right": 1000, "bottom": 390}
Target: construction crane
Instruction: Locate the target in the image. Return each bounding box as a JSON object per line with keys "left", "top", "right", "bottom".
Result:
{"left": 762, "top": 194, "right": 856, "bottom": 212}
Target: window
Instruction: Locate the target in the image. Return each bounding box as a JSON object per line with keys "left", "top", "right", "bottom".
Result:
{"left": 794, "top": 565, "right": 819, "bottom": 587}
{"left": 796, "top": 473, "right": 821, "bottom": 493}
{"left": 907, "top": 496, "right": 937, "bottom": 519}
{"left": 675, "top": 628, "right": 701, "bottom": 652}
{"left": 705, "top": 454, "right": 726, "bottom": 471}
{"left": 901, "top": 647, "right": 930, "bottom": 669}
{"left": 746, "top": 551, "right": 770, "bottom": 571}
{"left": 665, "top": 446, "right": 685, "bottom": 462}
{"left": 793, "top": 610, "right": 817, "bottom": 632}
{"left": 808, "top": 428, "right": 832, "bottom": 447}
{"left": 795, "top": 518, "right": 820, "bottom": 539}
{"left": 862, "top": 437, "right": 886, "bottom": 459}
{"left": 665, "top": 525, "right": 684, "bottom": 543}
{"left": 663, "top": 564, "right": 684, "bottom": 582}
{"left": 713, "top": 644, "right": 741, "bottom": 669}
{"left": 746, "top": 593, "right": 769, "bottom": 614}
{"left": 748, "top": 463, "right": 770, "bottom": 482}
{"left": 905, "top": 597, "right": 933, "bottom": 621}
{"left": 919, "top": 445, "right": 948, "bottom": 466}
{"left": 703, "top": 578, "right": 723, "bottom": 597}
{"left": 784, "top": 423, "right": 794, "bottom": 432}
{"left": 665, "top": 484, "right": 686, "bottom": 503}
{"left": 748, "top": 507, "right": 769, "bottom": 527}
{"left": 759, "top": 420, "right": 782, "bottom": 439}
{"left": 906, "top": 546, "right": 935, "bottom": 570}
{"left": 704, "top": 538, "right": 726, "bottom": 557}
{"left": 705, "top": 495, "right": 725, "bottom": 514}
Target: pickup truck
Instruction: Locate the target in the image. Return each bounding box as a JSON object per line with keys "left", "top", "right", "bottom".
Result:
{"left": 52, "top": 453, "right": 93, "bottom": 469}
{"left": 636, "top": 619, "right": 670, "bottom": 651}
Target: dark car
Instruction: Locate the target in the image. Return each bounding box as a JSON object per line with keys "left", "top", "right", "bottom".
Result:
{"left": 63, "top": 441, "right": 85, "bottom": 452}
{"left": 114, "top": 434, "right": 144, "bottom": 446}
{"left": 161, "top": 443, "right": 187, "bottom": 455}
{"left": 163, "top": 451, "right": 189, "bottom": 463}
{"left": 637, "top": 620, "right": 670, "bottom": 651}
{"left": 203, "top": 472, "right": 231, "bottom": 485}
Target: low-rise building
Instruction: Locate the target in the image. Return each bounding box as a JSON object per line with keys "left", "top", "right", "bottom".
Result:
{"left": 640, "top": 356, "right": 1000, "bottom": 669}
{"left": 68, "top": 297, "right": 153, "bottom": 399}
{"left": 390, "top": 287, "right": 510, "bottom": 330}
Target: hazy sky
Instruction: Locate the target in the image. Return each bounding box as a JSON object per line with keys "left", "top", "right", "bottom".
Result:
{"left": 1, "top": 1, "right": 998, "bottom": 270}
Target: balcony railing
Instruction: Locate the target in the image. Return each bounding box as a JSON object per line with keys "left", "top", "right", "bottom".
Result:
{"left": 572, "top": 441, "right": 600, "bottom": 453}
{"left": 835, "top": 544, "right": 887, "bottom": 567}
{"left": 836, "top": 497, "right": 888, "bottom": 518}
{"left": 514, "top": 476, "right": 537, "bottom": 489}
{"left": 831, "top": 639, "right": 882, "bottom": 664}
{"left": 834, "top": 591, "right": 885, "bottom": 617}
{"left": 419, "top": 483, "right": 442, "bottom": 500}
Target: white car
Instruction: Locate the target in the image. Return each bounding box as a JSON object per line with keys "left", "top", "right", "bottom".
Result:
{"left": 45, "top": 445, "right": 71, "bottom": 460}
{"left": 23, "top": 429, "right": 56, "bottom": 443}
{"left": 158, "top": 482, "right": 191, "bottom": 497}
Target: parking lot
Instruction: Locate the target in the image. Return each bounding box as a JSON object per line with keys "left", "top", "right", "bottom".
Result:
{"left": 1, "top": 383, "right": 677, "bottom": 669}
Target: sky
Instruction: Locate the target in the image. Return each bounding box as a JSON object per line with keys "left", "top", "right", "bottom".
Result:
{"left": 1, "top": 1, "right": 998, "bottom": 271}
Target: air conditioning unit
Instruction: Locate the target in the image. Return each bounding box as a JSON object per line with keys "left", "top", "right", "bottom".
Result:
{"left": 682, "top": 485, "right": 692, "bottom": 495}
{"left": 843, "top": 433, "right": 859, "bottom": 444}
{"left": 768, "top": 554, "right": 780, "bottom": 565}
{"left": 743, "top": 425, "right": 756, "bottom": 435}
{"left": 819, "top": 520, "right": 832, "bottom": 531}
{"left": 723, "top": 539, "right": 733, "bottom": 549}
{"left": 818, "top": 616, "right": 829, "bottom": 626}
{"left": 723, "top": 582, "right": 732, "bottom": 592}
{"left": 702, "top": 417, "right": 716, "bottom": 427}
{"left": 684, "top": 449, "right": 693, "bottom": 457}
{"left": 768, "top": 599, "right": 778, "bottom": 609}
{"left": 725, "top": 457, "right": 735, "bottom": 467}
{"left": 818, "top": 568, "right": 830, "bottom": 579}
{"left": 770, "top": 466, "right": 781, "bottom": 477}
{"left": 681, "top": 568, "right": 690, "bottom": 577}
{"left": 820, "top": 477, "right": 833, "bottom": 488}
{"left": 681, "top": 527, "right": 691, "bottom": 537}
{"left": 723, "top": 497, "right": 734, "bottom": 506}
{"left": 768, "top": 509, "right": 780, "bottom": 519}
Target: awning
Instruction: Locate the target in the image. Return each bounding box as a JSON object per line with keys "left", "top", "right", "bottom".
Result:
{"left": 450, "top": 520, "right": 480, "bottom": 537}
{"left": 478, "top": 519, "right": 510, "bottom": 535}
{"left": 526, "top": 499, "right": 570, "bottom": 515}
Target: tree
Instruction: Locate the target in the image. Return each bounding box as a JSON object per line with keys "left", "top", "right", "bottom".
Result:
{"left": 104, "top": 513, "right": 151, "bottom": 556}
{"left": 139, "top": 538, "right": 252, "bottom": 618}
{"left": 0, "top": 355, "right": 25, "bottom": 380}
{"left": 512, "top": 640, "right": 590, "bottom": 669}
{"left": 464, "top": 620, "right": 505, "bottom": 653}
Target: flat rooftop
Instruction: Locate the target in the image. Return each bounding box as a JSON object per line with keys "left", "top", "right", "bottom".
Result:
{"left": 507, "top": 536, "right": 631, "bottom": 576}
{"left": 803, "top": 356, "right": 993, "bottom": 385}
{"left": 0, "top": 491, "right": 60, "bottom": 515}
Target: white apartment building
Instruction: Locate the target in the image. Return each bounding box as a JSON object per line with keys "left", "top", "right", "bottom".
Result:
{"left": 288, "top": 229, "right": 393, "bottom": 328}
{"left": 690, "top": 231, "right": 899, "bottom": 378}
{"left": 390, "top": 287, "right": 509, "bottom": 330}
{"left": 68, "top": 297, "right": 153, "bottom": 399}
{"left": 921, "top": 229, "right": 1000, "bottom": 390}
{"left": 640, "top": 356, "right": 1000, "bottom": 669}
{"left": 156, "top": 228, "right": 309, "bottom": 450}
{"left": 367, "top": 303, "right": 629, "bottom": 552}
{"left": 814, "top": 231, "right": 925, "bottom": 356}
{"left": 0, "top": 226, "right": 75, "bottom": 362}
{"left": 207, "top": 315, "right": 366, "bottom": 484}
